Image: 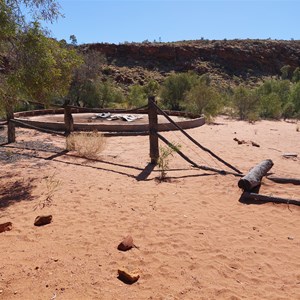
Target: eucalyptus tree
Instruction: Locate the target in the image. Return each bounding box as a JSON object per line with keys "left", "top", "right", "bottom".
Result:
{"left": 0, "top": 0, "right": 81, "bottom": 142}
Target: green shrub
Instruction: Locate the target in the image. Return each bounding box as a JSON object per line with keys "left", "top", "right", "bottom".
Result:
{"left": 289, "top": 81, "right": 300, "bottom": 114}
{"left": 144, "top": 80, "right": 160, "bottom": 97}
{"left": 72, "top": 79, "right": 125, "bottom": 108}
{"left": 280, "top": 65, "right": 292, "bottom": 80}
{"left": 157, "top": 143, "right": 181, "bottom": 181}
{"left": 282, "top": 101, "right": 296, "bottom": 119}
{"left": 258, "top": 92, "right": 282, "bottom": 119}
{"left": 232, "top": 86, "right": 259, "bottom": 120}
{"left": 127, "top": 84, "right": 147, "bottom": 108}
{"left": 292, "top": 67, "right": 300, "bottom": 83}
{"left": 159, "top": 72, "right": 198, "bottom": 110}
{"left": 97, "top": 80, "right": 125, "bottom": 108}
{"left": 185, "top": 81, "right": 222, "bottom": 120}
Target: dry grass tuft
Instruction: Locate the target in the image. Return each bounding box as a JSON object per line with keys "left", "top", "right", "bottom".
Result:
{"left": 66, "top": 131, "right": 106, "bottom": 159}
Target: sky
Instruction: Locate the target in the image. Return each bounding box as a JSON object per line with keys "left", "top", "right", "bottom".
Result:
{"left": 42, "top": 0, "right": 299, "bottom": 45}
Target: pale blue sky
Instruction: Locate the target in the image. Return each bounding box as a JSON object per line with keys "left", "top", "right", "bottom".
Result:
{"left": 43, "top": 0, "right": 299, "bottom": 44}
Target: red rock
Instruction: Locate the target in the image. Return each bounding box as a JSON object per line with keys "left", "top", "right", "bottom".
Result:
{"left": 0, "top": 222, "right": 12, "bottom": 233}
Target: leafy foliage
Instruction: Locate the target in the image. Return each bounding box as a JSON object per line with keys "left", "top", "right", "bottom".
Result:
{"left": 292, "top": 67, "right": 300, "bottom": 83}
{"left": 127, "top": 84, "right": 147, "bottom": 108}
{"left": 143, "top": 79, "right": 160, "bottom": 97}
{"left": 258, "top": 92, "right": 282, "bottom": 119}
{"left": 68, "top": 50, "right": 106, "bottom": 106}
{"left": 157, "top": 143, "right": 181, "bottom": 181}
{"left": 255, "top": 79, "right": 291, "bottom": 119}
{"left": 289, "top": 82, "right": 300, "bottom": 117}
{"left": 280, "top": 65, "right": 292, "bottom": 80}
{"left": 159, "top": 71, "right": 198, "bottom": 110}
{"left": 185, "top": 77, "right": 222, "bottom": 120}
{"left": 231, "top": 86, "right": 259, "bottom": 120}
{"left": 4, "top": 0, "right": 62, "bottom": 24}
{"left": 0, "top": 0, "right": 82, "bottom": 142}
{"left": 17, "top": 23, "right": 82, "bottom": 104}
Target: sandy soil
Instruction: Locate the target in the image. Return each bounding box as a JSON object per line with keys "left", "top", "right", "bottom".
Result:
{"left": 0, "top": 116, "right": 299, "bottom": 300}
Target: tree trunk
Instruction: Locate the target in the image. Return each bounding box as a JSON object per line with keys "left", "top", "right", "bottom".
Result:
{"left": 6, "top": 106, "right": 15, "bottom": 143}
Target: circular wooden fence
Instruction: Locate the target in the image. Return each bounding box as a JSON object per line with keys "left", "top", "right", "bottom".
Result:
{"left": 14, "top": 108, "right": 205, "bottom": 133}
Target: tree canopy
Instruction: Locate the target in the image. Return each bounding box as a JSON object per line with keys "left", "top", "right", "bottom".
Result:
{"left": 0, "top": 0, "right": 82, "bottom": 142}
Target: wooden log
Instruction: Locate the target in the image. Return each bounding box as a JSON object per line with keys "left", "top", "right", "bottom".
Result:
{"left": 241, "top": 192, "right": 300, "bottom": 206}
{"left": 238, "top": 159, "right": 274, "bottom": 191}
{"left": 148, "top": 96, "right": 159, "bottom": 164}
{"left": 267, "top": 176, "right": 300, "bottom": 185}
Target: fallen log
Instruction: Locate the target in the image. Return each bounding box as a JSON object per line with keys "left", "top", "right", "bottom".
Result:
{"left": 238, "top": 159, "right": 274, "bottom": 191}
{"left": 267, "top": 176, "right": 300, "bottom": 185}
{"left": 241, "top": 192, "right": 300, "bottom": 206}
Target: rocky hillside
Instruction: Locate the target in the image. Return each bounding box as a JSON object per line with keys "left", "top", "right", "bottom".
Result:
{"left": 80, "top": 39, "right": 300, "bottom": 89}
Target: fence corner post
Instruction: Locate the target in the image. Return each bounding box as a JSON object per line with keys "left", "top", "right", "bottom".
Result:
{"left": 148, "top": 96, "right": 159, "bottom": 164}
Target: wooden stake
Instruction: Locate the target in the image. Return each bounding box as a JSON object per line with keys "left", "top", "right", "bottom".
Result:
{"left": 63, "top": 103, "right": 74, "bottom": 136}
{"left": 148, "top": 96, "right": 159, "bottom": 164}
{"left": 6, "top": 106, "right": 15, "bottom": 143}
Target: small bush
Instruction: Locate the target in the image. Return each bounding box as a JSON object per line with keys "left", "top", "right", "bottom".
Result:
{"left": 280, "top": 65, "right": 292, "bottom": 80}
{"left": 157, "top": 143, "right": 181, "bottom": 181}
{"left": 127, "top": 84, "right": 147, "bottom": 108}
{"left": 289, "top": 81, "right": 300, "bottom": 113}
{"left": 232, "top": 86, "right": 259, "bottom": 120}
{"left": 144, "top": 80, "right": 160, "bottom": 97}
{"left": 66, "top": 131, "right": 106, "bottom": 159}
{"left": 185, "top": 80, "right": 222, "bottom": 121}
{"left": 159, "top": 72, "right": 199, "bottom": 110}
{"left": 258, "top": 92, "right": 282, "bottom": 119}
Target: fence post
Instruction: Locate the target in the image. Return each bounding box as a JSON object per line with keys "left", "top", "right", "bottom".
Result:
{"left": 63, "top": 100, "right": 74, "bottom": 136}
{"left": 6, "top": 106, "right": 15, "bottom": 143}
{"left": 148, "top": 96, "right": 159, "bottom": 164}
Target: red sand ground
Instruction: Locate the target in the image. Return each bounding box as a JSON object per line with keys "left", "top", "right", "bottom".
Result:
{"left": 0, "top": 116, "right": 299, "bottom": 300}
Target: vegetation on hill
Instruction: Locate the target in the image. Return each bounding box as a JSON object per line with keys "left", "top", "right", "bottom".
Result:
{"left": 65, "top": 61, "right": 300, "bottom": 122}
{"left": 65, "top": 39, "right": 300, "bottom": 122}
{"left": 2, "top": 13, "right": 300, "bottom": 127}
